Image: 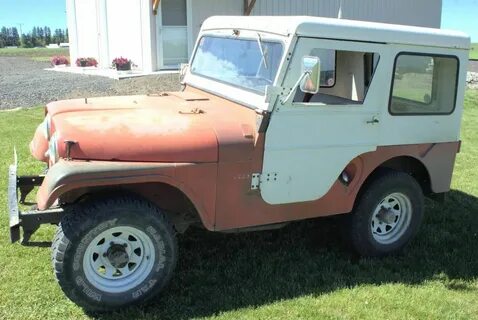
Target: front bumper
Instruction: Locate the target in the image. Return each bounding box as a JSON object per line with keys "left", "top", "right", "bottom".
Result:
{"left": 8, "top": 152, "right": 62, "bottom": 244}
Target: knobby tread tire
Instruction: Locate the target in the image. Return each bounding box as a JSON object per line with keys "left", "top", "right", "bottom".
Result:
{"left": 51, "top": 196, "right": 178, "bottom": 312}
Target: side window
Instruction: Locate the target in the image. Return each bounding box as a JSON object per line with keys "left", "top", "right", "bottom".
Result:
{"left": 390, "top": 54, "right": 458, "bottom": 115}
{"left": 310, "top": 48, "right": 336, "bottom": 87}
{"left": 294, "top": 49, "right": 380, "bottom": 105}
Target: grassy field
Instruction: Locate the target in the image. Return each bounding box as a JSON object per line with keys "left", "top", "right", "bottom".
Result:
{"left": 0, "top": 47, "right": 69, "bottom": 62}
{"left": 0, "top": 91, "right": 478, "bottom": 319}
{"left": 471, "top": 43, "right": 478, "bottom": 60}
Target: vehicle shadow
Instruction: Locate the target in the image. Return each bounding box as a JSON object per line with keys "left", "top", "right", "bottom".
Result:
{"left": 94, "top": 189, "right": 478, "bottom": 320}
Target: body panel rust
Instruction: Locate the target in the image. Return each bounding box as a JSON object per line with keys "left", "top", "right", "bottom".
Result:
{"left": 214, "top": 141, "right": 459, "bottom": 230}
{"left": 33, "top": 87, "right": 460, "bottom": 231}
{"left": 36, "top": 160, "right": 218, "bottom": 230}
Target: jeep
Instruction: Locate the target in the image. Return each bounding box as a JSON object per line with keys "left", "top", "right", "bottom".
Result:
{"left": 8, "top": 16, "right": 470, "bottom": 311}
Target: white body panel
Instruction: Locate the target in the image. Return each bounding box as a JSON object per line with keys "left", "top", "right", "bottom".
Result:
{"left": 186, "top": 16, "right": 469, "bottom": 205}
{"left": 201, "top": 16, "right": 469, "bottom": 49}
{"left": 377, "top": 45, "right": 469, "bottom": 146}
{"left": 260, "top": 38, "right": 388, "bottom": 204}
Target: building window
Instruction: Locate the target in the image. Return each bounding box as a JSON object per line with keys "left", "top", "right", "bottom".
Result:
{"left": 390, "top": 53, "right": 459, "bottom": 115}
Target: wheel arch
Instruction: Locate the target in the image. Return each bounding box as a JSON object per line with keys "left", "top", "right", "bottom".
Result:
{"left": 375, "top": 155, "right": 431, "bottom": 195}
{"left": 353, "top": 155, "right": 432, "bottom": 209}
{"left": 59, "top": 181, "right": 211, "bottom": 233}
{"left": 35, "top": 161, "right": 217, "bottom": 231}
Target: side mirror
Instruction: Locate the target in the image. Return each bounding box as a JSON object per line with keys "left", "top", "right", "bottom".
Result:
{"left": 179, "top": 63, "right": 189, "bottom": 83}
{"left": 300, "top": 56, "right": 321, "bottom": 94}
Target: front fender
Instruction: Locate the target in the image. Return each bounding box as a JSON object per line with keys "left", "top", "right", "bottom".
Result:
{"left": 36, "top": 160, "right": 217, "bottom": 230}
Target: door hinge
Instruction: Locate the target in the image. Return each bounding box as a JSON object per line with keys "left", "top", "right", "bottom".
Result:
{"left": 251, "top": 172, "right": 278, "bottom": 190}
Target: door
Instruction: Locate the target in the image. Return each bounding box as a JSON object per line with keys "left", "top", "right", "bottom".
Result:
{"left": 260, "top": 38, "right": 390, "bottom": 205}
{"left": 157, "top": 0, "right": 188, "bottom": 69}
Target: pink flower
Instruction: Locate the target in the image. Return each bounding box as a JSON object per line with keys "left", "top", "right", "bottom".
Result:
{"left": 50, "top": 55, "right": 69, "bottom": 66}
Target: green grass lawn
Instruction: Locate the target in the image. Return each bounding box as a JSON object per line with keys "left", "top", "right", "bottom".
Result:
{"left": 1, "top": 91, "right": 478, "bottom": 319}
{"left": 0, "top": 47, "right": 69, "bottom": 62}
{"left": 471, "top": 43, "right": 478, "bottom": 60}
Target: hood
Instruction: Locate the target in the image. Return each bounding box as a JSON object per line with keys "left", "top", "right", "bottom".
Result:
{"left": 32, "top": 90, "right": 258, "bottom": 164}
{"left": 46, "top": 93, "right": 219, "bottom": 163}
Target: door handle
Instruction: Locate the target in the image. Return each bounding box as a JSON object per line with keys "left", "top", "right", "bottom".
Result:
{"left": 366, "top": 116, "right": 380, "bottom": 124}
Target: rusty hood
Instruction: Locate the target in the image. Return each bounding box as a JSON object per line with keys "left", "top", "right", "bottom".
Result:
{"left": 47, "top": 93, "right": 220, "bottom": 163}
{"left": 41, "top": 89, "right": 257, "bottom": 163}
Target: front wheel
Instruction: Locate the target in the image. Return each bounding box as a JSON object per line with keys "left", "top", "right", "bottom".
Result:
{"left": 345, "top": 170, "right": 424, "bottom": 257}
{"left": 51, "top": 196, "right": 178, "bottom": 311}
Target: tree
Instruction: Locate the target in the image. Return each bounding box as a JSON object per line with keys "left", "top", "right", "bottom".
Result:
{"left": 21, "top": 33, "right": 33, "bottom": 48}
{"left": 0, "top": 25, "right": 67, "bottom": 48}
{"left": 11, "top": 27, "right": 19, "bottom": 46}
{"left": 37, "top": 26, "right": 44, "bottom": 46}
{"left": 0, "top": 27, "right": 7, "bottom": 47}
{"left": 44, "top": 26, "right": 51, "bottom": 45}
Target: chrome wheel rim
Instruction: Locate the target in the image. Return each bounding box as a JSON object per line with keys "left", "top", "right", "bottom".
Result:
{"left": 371, "top": 192, "right": 412, "bottom": 245}
{"left": 83, "top": 226, "right": 155, "bottom": 293}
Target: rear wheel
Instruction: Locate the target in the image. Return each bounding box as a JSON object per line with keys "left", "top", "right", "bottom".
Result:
{"left": 345, "top": 170, "right": 424, "bottom": 257}
{"left": 51, "top": 196, "right": 177, "bottom": 311}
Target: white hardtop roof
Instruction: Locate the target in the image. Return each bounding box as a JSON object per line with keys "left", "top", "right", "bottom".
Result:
{"left": 202, "top": 16, "right": 470, "bottom": 50}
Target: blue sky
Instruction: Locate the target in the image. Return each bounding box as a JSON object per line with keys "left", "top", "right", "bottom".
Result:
{"left": 442, "top": 0, "right": 478, "bottom": 41}
{"left": 0, "top": 0, "right": 67, "bottom": 33}
{"left": 0, "top": 0, "right": 476, "bottom": 40}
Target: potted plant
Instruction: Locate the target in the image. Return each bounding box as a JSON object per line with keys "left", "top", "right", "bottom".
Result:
{"left": 50, "top": 55, "right": 69, "bottom": 67}
{"left": 112, "top": 57, "right": 134, "bottom": 71}
{"left": 76, "top": 57, "right": 98, "bottom": 67}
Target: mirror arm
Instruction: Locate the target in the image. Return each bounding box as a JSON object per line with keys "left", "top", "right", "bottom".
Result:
{"left": 280, "top": 71, "right": 309, "bottom": 105}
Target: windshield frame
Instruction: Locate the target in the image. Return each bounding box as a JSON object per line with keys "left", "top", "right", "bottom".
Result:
{"left": 184, "top": 29, "right": 288, "bottom": 110}
{"left": 190, "top": 34, "right": 284, "bottom": 95}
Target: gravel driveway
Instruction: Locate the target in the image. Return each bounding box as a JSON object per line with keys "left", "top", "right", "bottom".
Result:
{"left": 0, "top": 57, "right": 180, "bottom": 110}
{"left": 469, "top": 60, "right": 478, "bottom": 73}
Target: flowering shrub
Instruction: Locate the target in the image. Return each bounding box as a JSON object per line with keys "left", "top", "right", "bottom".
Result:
{"left": 50, "top": 55, "right": 69, "bottom": 66}
{"left": 76, "top": 57, "right": 98, "bottom": 67}
{"left": 112, "top": 57, "right": 134, "bottom": 70}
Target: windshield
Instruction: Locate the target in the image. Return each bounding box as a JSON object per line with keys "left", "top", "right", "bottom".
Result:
{"left": 190, "top": 35, "right": 284, "bottom": 94}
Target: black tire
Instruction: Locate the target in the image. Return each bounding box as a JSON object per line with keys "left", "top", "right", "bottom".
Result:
{"left": 51, "top": 196, "right": 178, "bottom": 311}
{"left": 345, "top": 169, "right": 424, "bottom": 257}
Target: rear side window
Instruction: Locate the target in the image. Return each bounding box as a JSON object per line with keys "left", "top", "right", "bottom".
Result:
{"left": 389, "top": 53, "right": 459, "bottom": 115}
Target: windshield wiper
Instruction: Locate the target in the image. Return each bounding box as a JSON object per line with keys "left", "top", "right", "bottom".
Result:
{"left": 256, "top": 32, "right": 268, "bottom": 70}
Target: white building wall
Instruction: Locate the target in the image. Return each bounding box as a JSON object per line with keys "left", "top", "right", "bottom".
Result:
{"left": 67, "top": 0, "right": 155, "bottom": 71}
{"left": 72, "top": 0, "right": 100, "bottom": 60}
{"left": 251, "top": 0, "right": 441, "bottom": 28}
{"left": 188, "top": 0, "right": 243, "bottom": 53}
{"left": 67, "top": 0, "right": 442, "bottom": 72}
{"left": 252, "top": 0, "right": 340, "bottom": 17}
{"left": 105, "top": 0, "right": 143, "bottom": 68}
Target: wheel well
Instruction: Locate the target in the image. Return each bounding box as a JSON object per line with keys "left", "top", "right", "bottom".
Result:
{"left": 60, "top": 182, "right": 202, "bottom": 233}
{"left": 365, "top": 156, "right": 432, "bottom": 195}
